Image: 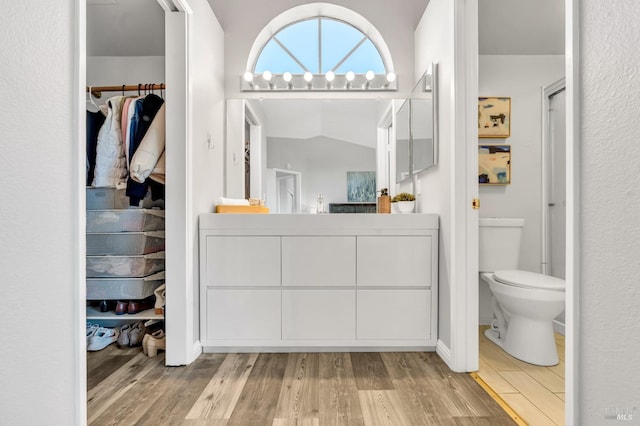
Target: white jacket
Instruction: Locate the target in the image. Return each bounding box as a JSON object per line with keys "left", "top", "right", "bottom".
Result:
{"left": 92, "top": 96, "right": 128, "bottom": 187}
{"left": 130, "top": 103, "right": 165, "bottom": 184}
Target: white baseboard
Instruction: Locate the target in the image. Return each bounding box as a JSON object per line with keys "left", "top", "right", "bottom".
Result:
{"left": 189, "top": 340, "right": 203, "bottom": 364}
{"left": 553, "top": 319, "right": 565, "bottom": 335}
{"left": 436, "top": 339, "right": 453, "bottom": 369}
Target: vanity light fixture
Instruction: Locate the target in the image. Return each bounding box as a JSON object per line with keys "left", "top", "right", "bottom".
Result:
{"left": 364, "top": 70, "right": 375, "bottom": 89}
{"left": 239, "top": 70, "right": 397, "bottom": 92}
{"left": 304, "top": 71, "right": 313, "bottom": 89}
{"left": 283, "top": 72, "right": 293, "bottom": 90}
{"left": 262, "top": 71, "right": 273, "bottom": 89}
{"left": 325, "top": 71, "right": 335, "bottom": 89}
{"left": 385, "top": 72, "right": 397, "bottom": 88}
{"left": 243, "top": 71, "right": 255, "bottom": 89}
{"left": 345, "top": 71, "right": 355, "bottom": 90}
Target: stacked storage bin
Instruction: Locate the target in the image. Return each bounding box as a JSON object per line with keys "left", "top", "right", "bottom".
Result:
{"left": 86, "top": 187, "right": 165, "bottom": 321}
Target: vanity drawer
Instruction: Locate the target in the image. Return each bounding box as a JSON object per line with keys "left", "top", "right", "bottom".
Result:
{"left": 282, "top": 289, "right": 356, "bottom": 340}
{"left": 206, "top": 289, "right": 281, "bottom": 340}
{"left": 205, "top": 236, "right": 281, "bottom": 286}
{"left": 282, "top": 236, "right": 355, "bottom": 286}
{"left": 357, "top": 236, "right": 432, "bottom": 287}
{"left": 357, "top": 289, "right": 431, "bottom": 340}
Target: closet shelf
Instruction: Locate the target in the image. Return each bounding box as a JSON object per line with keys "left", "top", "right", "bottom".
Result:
{"left": 86, "top": 306, "right": 163, "bottom": 321}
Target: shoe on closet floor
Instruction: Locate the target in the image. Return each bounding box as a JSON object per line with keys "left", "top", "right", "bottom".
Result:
{"left": 117, "top": 323, "right": 131, "bottom": 348}
{"left": 88, "top": 326, "right": 120, "bottom": 351}
{"left": 86, "top": 323, "right": 100, "bottom": 345}
{"left": 142, "top": 330, "right": 165, "bottom": 357}
{"left": 128, "top": 321, "right": 147, "bottom": 347}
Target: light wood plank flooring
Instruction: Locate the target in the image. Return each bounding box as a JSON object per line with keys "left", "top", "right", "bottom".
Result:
{"left": 476, "top": 325, "right": 565, "bottom": 426}
{"left": 88, "top": 347, "right": 516, "bottom": 425}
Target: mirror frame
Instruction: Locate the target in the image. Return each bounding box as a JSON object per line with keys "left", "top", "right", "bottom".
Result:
{"left": 392, "top": 62, "right": 439, "bottom": 184}
{"left": 411, "top": 62, "right": 439, "bottom": 175}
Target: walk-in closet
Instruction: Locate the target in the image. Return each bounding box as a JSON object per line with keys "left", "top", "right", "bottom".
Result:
{"left": 85, "top": 0, "right": 167, "bottom": 364}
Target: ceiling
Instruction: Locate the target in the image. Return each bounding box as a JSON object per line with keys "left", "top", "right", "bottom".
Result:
{"left": 259, "top": 99, "right": 383, "bottom": 148}
{"left": 87, "top": 0, "right": 165, "bottom": 56}
{"left": 86, "top": 0, "right": 564, "bottom": 57}
{"left": 478, "top": 0, "right": 564, "bottom": 55}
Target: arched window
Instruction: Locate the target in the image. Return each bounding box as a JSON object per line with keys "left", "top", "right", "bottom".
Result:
{"left": 242, "top": 4, "right": 396, "bottom": 91}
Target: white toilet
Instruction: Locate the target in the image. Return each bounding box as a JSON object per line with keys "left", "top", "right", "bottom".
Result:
{"left": 480, "top": 218, "right": 565, "bottom": 366}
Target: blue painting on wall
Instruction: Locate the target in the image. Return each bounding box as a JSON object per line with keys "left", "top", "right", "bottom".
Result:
{"left": 347, "top": 171, "right": 376, "bottom": 202}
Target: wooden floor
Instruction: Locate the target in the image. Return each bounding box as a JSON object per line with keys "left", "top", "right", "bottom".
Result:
{"left": 476, "top": 326, "right": 565, "bottom": 426}
{"left": 88, "top": 346, "right": 516, "bottom": 425}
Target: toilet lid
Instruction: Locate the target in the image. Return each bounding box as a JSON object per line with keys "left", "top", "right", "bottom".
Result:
{"left": 493, "top": 269, "right": 565, "bottom": 291}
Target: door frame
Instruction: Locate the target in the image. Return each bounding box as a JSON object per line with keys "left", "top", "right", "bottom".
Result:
{"left": 272, "top": 168, "right": 302, "bottom": 213}
{"left": 565, "top": 0, "right": 580, "bottom": 423}
{"left": 541, "top": 78, "right": 566, "bottom": 277}
{"left": 76, "top": 0, "right": 196, "bottom": 419}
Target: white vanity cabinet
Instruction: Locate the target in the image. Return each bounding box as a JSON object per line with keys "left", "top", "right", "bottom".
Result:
{"left": 199, "top": 214, "right": 439, "bottom": 351}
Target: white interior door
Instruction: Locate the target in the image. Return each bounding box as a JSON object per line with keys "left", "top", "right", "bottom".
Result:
{"left": 548, "top": 88, "right": 567, "bottom": 279}
{"left": 277, "top": 175, "right": 294, "bottom": 213}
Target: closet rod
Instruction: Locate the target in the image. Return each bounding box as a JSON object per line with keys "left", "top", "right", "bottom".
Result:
{"left": 86, "top": 83, "right": 166, "bottom": 97}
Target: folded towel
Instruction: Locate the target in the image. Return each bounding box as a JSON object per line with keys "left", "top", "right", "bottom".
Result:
{"left": 218, "top": 197, "right": 250, "bottom": 206}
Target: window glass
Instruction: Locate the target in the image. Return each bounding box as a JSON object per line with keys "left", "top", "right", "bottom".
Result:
{"left": 254, "top": 17, "right": 386, "bottom": 75}
{"left": 335, "top": 39, "right": 385, "bottom": 74}
{"left": 320, "top": 19, "right": 366, "bottom": 73}
{"left": 254, "top": 39, "right": 306, "bottom": 74}
{"left": 274, "top": 19, "right": 319, "bottom": 72}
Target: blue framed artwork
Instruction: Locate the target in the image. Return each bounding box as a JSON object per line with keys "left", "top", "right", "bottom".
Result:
{"left": 347, "top": 171, "right": 376, "bottom": 202}
{"left": 479, "top": 145, "right": 511, "bottom": 185}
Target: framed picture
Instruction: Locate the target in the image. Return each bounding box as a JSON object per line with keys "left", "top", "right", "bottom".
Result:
{"left": 479, "top": 145, "right": 511, "bottom": 185}
{"left": 478, "top": 97, "right": 511, "bottom": 138}
{"left": 347, "top": 171, "right": 376, "bottom": 202}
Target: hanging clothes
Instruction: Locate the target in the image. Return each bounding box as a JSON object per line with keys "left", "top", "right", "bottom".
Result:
{"left": 130, "top": 103, "right": 165, "bottom": 184}
{"left": 92, "top": 96, "right": 127, "bottom": 187}
{"left": 125, "top": 94, "right": 164, "bottom": 206}
{"left": 86, "top": 108, "right": 106, "bottom": 186}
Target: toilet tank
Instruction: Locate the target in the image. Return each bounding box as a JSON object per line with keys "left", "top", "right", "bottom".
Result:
{"left": 479, "top": 218, "right": 525, "bottom": 272}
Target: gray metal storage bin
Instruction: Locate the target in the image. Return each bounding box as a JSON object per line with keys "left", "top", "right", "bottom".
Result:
{"left": 86, "top": 272, "right": 165, "bottom": 300}
{"left": 86, "top": 231, "right": 165, "bottom": 255}
{"left": 86, "top": 252, "right": 165, "bottom": 278}
{"left": 86, "top": 209, "right": 165, "bottom": 233}
{"left": 86, "top": 187, "right": 164, "bottom": 210}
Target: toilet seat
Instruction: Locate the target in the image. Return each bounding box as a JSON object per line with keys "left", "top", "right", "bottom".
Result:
{"left": 493, "top": 269, "right": 565, "bottom": 291}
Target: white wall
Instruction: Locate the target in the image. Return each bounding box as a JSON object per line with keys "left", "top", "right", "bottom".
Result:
{"left": 478, "top": 55, "right": 564, "bottom": 324}
{"left": 413, "top": 0, "right": 455, "bottom": 350}
{"left": 87, "top": 56, "right": 165, "bottom": 99}
{"left": 267, "top": 136, "right": 376, "bottom": 211}
{"left": 0, "top": 1, "right": 80, "bottom": 424}
{"left": 579, "top": 0, "right": 640, "bottom": 422}
{"left": 189, "top": 0, "right": 226, "bottom": 352}
{"left": 222, "top": 1, "right": 415, "bottom": 99}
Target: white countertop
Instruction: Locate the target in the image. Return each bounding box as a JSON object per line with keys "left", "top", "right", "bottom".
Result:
{"left": 199, "top": 213, "right": 439, "bottom": 232}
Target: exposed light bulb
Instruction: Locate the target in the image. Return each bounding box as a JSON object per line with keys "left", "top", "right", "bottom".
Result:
{"left": 283, "top": 72, "right": 292, "bottom": 82}
{"left": 243, "top": 71, "right": 254, "bottom": 82}
{"left": 325, "top": 71, "right": 335, "bottom": 82}
{"left": 303, "top": 71, "right": 313, "bottom": 82}
{"left": 345, "top": 71, "right": 355, "bottom": 82}
{"left": 365, "top": 70, "right": 375, "bottom": 81}
{"left": 262, "top": 70, "right": 272, "bottom": 81}
{"left": 386, "top": 72, "right": 397, "bottom": 83}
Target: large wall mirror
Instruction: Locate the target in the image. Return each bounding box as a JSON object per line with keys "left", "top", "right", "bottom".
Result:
{"left": 226, "top": 98, "right": 393, "bottom": 213}
{"left": 394, "top": 63, "right": 438, "bottom": 183}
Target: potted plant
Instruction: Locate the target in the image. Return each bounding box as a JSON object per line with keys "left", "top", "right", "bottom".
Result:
{"left": 391, "top": 192, "right": 416, "bottom": 213}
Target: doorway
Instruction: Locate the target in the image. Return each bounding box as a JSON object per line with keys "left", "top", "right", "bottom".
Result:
{"left": 543, "top": 81, "right": 567, "bottom": 280}
{"left": 543, "top": 80, "right": 567, "bottom": 339}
